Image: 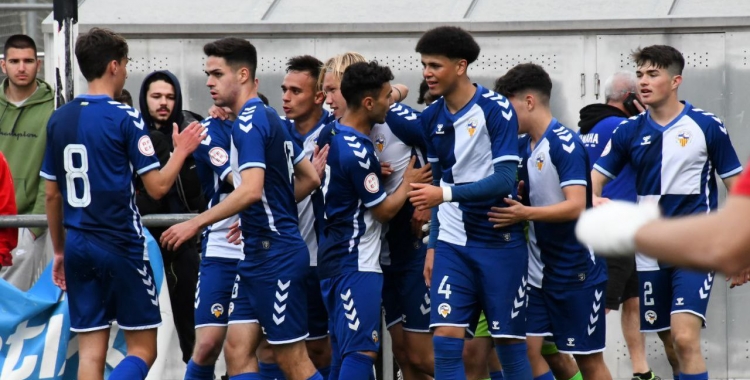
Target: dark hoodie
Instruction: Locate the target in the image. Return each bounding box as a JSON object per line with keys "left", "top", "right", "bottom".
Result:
{"left": 136, "top": 70, "right": 205, "bottom": 216}
{"left": 577, "top": 103, "right": 628, "bottom": 135}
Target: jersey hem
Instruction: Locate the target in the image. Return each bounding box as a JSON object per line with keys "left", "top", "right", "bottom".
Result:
{"left": 490, "top": 334, "right": 526, "bottom": 339}
{"left": 593, "top": 164, "right": 616, "bottom": 180}
{"left": 402, "top": 327, "right": 432, "bottom": 333}
{"left": 238, "top": 162, "right": 266, "bottom": 171}
{"left": 719, "top": 166, "right": 743, "bottom": 179}
{"left": 219, "top": 167, "right": 232, "bottom": 181}
{"left": 306, "top": 334, "right": 329, "bottom": 341}
{"left": 70, "top": 324, "right": 111, "bottom": 332}
{"left": 195, "top": 323, "right": 228, "bottom": 329}
{"left": 40, "top": 171, "right": 56, "bottom": 181}
{"left": 119, "top": 322, "right": 162, "bottom": 331}
{"left": 557, "top": 347, "right": 606, "bottom": 355}
{"left": 136, "top": 162, "right": 161, "bottom": 175}
{"left": 560, "top": 179, "right": 587, "bottom": 188}
{"left": 267, "top": 333, "right": 309, "bottom": 345}
{"left": 364, "top": 193, "right": 387, "bottom": 208}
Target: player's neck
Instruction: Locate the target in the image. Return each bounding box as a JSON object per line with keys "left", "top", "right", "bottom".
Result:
{"left": 294, "top": 107, "right": 324, "bottom": 136}
{"left": 340, "top": 110, "right": 372, "bottom": 136}
{"left": 648, "top": 95, "right": 684, "bottom": 127}
{"left": 86, "top": 79, "right": 116, "bottom": 99}
{"left": 4, "top": 79, "right": 37, "bottom": 103}
{"left": 443, "top": 78, "right": 475, "bottom": 114}
{"left": 528, "top": 112, "right": 553, "bottom": 145}
{"left": 231, "top": 87, "right": 259, "bottom": 115}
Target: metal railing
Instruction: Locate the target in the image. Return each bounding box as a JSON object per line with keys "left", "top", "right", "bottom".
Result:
{"left": 0, "top": 214, "right": 198, "bottom": 228}
{"left": 0, "top": 4, "right": 53, "bottom": 11}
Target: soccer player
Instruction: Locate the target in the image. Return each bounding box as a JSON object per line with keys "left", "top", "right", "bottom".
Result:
{"left": 254, "top": 55, "right": 335, "bottom": 380}
{"left": 160, "top": 37, "right": 323, "bottom": 380}
{"left": 489, "top": 63, "right": 610, "bottom": 380}
{"left": 317, "top": 60, "right": 431, "bottom": 380}
{"left": 586, "top": 45, "right": 742, "bottom": 380}
{"left": 184, "top": 113, "right": 241, "bottom": 380}
{"left": 42, "top": 28, "right": 206, "bottom": 380}
{"left": 408, "top": 26, "right": 532, "bottom": 379}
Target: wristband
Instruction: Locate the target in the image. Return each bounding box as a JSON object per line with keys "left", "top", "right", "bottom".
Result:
{"left": 442, "top": 186, "right": 452, "bottom": 202}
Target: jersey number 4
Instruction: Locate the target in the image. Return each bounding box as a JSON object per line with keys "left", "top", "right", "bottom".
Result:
{"left": 64, "top": 144, "right": 91, "bottom": 208}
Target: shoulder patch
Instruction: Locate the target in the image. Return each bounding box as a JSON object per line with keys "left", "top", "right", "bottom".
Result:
{"left": 364, "top": 173, "right": 380, "bottom": 193}
{"left": 209, "top": 147, "right": 229, "bottom": 166}
{"left": 138, "top": 135, "right": 155, "bottom": 156}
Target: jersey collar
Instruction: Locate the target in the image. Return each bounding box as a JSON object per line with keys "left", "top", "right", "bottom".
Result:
{"left": 441, "top": 83, "right": 484, "bottom": 122}
{"left": 646, "top": 100, "right": 691, "bottom": 131}
{"left": 334, "top": 120, "right": 370, "bottom": 141}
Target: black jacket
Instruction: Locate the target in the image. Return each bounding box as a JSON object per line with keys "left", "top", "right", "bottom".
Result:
{"left": 578, "top": 103, "right": 629, "bottom": 135}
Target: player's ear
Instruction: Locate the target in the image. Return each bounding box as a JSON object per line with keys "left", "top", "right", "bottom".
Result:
{"left": 671, "top": 74, "right": 682, "bottom": 90}
{"left": 525, "top": 93, "right": 535, "bottom": 111}
{"left": 455, "top": 58, "right": 468, "bottom": 76}
{"left": 363, "top": 96, "right": 374, "bottom": 111}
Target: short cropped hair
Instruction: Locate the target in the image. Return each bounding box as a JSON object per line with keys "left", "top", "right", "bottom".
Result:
{"left": 4, "top": 34, "right": 37, "bottom": 56}
{"left": 115, "top": 88, "right": 133, "bottom": 106}
{"left": 415, "top": 26, "right": 480, "bottom": 64}
{"left": 75, "top": 28, "right": 129, "bottom": 82}
{"left": 258, "top": 92, "right": 269, "bottom": 106}
{"left": 494, "top": 63, "right": 552, "bottom": 105}
{"left": 144, "top": 72, "right": 175, "bottom": 94}
{"left": 203, "top": 38, "right": 258, "bottom": 79}
{"left": 631, "top": 45, "right": 684, "bottom": 76}
{"left": 340, "top": 61, "right": 394, "bottom": 110}
{"left": 318, "top": 52, "right": 366, "bottom": 91}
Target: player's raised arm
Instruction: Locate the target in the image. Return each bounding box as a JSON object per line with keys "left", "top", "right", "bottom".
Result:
{"left": 140, "top": 121, "right": 205, "bottom": 199}
{"left": 293, "top": 147, "right": 322, "bottom": 202}
{"left": 371, "top": 156, "right": 431, "bottom": 223}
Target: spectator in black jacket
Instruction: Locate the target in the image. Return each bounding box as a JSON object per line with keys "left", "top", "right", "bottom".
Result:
{"left": 137, "top": 70, "right": 205, "bottom": 364}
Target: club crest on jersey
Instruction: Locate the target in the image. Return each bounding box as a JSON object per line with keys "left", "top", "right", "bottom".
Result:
{"left": 467, "top": 119, "right": 478, "bottom": 137}
{"left": 438, "top": 303, "right": 451, "bottom": 318}
{"left": 211, "top": 303, "right": 224, "bottom": 318}
{"left": 138, "top": 136, "right": 155, "bottom": 156}
{"left": 364, "top": 173, "right": 380, "bottom": 193}
{"left": 209, "top": 147, "right": 228, "bottom": 166}
{"left": 645, "top": 310, "right": 657, "bottom": 324}
{"left": 262, "top": 240, "right": 271, "bottom": 249}
{"left": 372, "top": 330, "right": 379, "bottom": 343}
{"left": 375, "top": 133, "right": 386, "bottom": 152}
{"left": 677, "top": 130, "right": 691, "bottom": 147}
{"left": 535, "top": 154, "right": 545, "bottom": 171}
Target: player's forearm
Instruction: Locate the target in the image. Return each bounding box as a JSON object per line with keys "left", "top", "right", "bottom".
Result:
{"left": 723, "top": 174, "right": 740, "bottom": 192}
{"left": 525, "top": 199, "right": 585, "bottom": 223}
{"left": 44, "top": 183, "right": 65, "bottom": 254}
{"left": 148, "top": 150, "right": 190, "bottom": 199}
{"left": 590, "top": 170, "right": 610, "bottom": 197}
{"left": 192, "top": 185, "right": 260, "bottom": 229}
{"left": 294, "top": 160, "right": 321, "bottom": 203}
{"left": 634, "top": 196, "right": 750, "bottom": 274}
{"left": 372, "top": 184, "right": 409, "bottom": 223}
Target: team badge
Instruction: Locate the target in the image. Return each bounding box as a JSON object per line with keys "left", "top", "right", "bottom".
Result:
{"left": 364, "top": 173, "right": 380, "bottom": 193}
{"left": 438, "top": 303, "right": 451, "bottom": 318}
{"left": 211, "top": 303, "right": 224, "bottom": 318}
{"left": 138, "top": 136, "right": 155, "bottom": 156}
{"left": 372, "top": 330, "right": 379, "bottom": 343}
{"left": 209, "top": 147, "right": 228, "bottom": 166}
{"left": 535, "top": 154, "right": 545, "bottom": 171}
{"left": 645, "top": 310, "right": 657, "bottom": 324}
{"left": 467, "top": 119, "right": 478, "bottom": 137}
{"left": 677, "top": 130, "right": 691, "bottom": 147}
{"left": 262, "top": 240, "right": 271, "bottom": 249}
{"left": 502, "top": 233, "right": 511, "bottom": 242}
{"left": 375, "top": 134, "right": 386, "bottom": 152}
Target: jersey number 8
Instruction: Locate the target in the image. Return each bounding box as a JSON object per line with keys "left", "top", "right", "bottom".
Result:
{"left": 64, "top": 144, "right": 91, "bottom": 208}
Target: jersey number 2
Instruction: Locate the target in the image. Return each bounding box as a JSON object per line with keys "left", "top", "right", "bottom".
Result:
{"left": 64, "top": 144, "right": 91, "bottom": 208}
{"left": 283, "top": 141, "right": 294, "bottom": 184}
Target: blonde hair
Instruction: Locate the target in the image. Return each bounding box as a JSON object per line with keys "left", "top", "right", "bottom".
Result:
{"left": 317, "top": 52, "right": 367, "bottom": 92}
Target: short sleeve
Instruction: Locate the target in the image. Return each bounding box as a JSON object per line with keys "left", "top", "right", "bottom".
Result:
{"left": 343, "top": 143, "right": 387, "bottom": 209}
{"left": 232, "top": 118, "right": 269, "bottom": 172}
{"left": 593, "top": 120, "right": 631, "bottom": 180}
{"left": 124, "top": 112, "right": 160, "bottom": 175}
{"left": 486, "top": 97, "right": 520, "bottom": 164}
{"left": 551, "top": 135, "right": 589, "bottom": 188}
{"left": 705, "top": 118, "right": 743, "bottom": 179}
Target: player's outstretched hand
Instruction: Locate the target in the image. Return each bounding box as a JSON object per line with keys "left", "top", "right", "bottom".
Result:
{"left": 226, "top": 220, "right": 242, "bottom": 245}
{"left": 161, "top": 219, "right": 201, "bottom": 251}
{"left": 488, "top": 198, "right": 528, "bottom": 228}
{"left": 173, "top": 121, "right": 207, "bottom": 156}
{"left": 52, "top": 254, "right": 66, "bottom": 291}
{"left": 423, "top": 248, "right": 434, "bottom": 288}
{"left": 411, "top": 207, "right": 431, "bottom": 239}
{"left": 408, "top": 183, "right": 442, "bottom": 211}
{"left": 208, "top": 105, "right": 233, "bottom": 120}
{"left": 575, "top": 200, "right": 660, "bottom": 256}
{"left": 728, "top": 267, "right": 750, "bottom": 288}
{"left": 381, "top": 162, "right": 394, "bottom": 177}
{"left": 312, "top": 144, "right": 330, "bottom": 181}
{"left": 403, "top": 155, "right": 432, "bottom": 185}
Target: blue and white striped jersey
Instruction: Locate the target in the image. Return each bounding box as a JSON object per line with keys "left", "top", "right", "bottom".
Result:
{"left": 422, "top": 84, "right": 524, "bottom": 247}
{"left": 594, "top": 102, "right": 742, "bottom": 270}
{"left": 194, "top": 116, "right": 242, "bottom": 259}
{"left": 284, "top": 111, "right": 335, "bottom": 266}
{"left": 519, "top": 119, "right": 606, "bottom": 289}
{"left": 230, "top": 97, "right": 306, "bottom": 254}
{"left": 371, "top": 102, "right": 427, "bottom": 269}
{"left": 40, "top": 95, "right": 159, "bottom": 258}
{"left": 318, "top": 121, "right": 387, "bottom": 278}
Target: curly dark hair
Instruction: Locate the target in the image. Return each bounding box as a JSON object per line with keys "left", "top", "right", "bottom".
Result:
{"left": 494, "top": 63, "right": 552, "bottom": 104}
{"left": 203, "top": 38, "right": 258, "bottom": 79}
{"left": 631, "top": 45, "right": 684, "bottom": 76}
{"left": 415, "top": 26, "right": 480, "bottom": 64}
{"left": 340, "top": 61, "right": 394, "bottom": 109}
{"left": 75, "top": 28, "right": 128, "bottom": 81}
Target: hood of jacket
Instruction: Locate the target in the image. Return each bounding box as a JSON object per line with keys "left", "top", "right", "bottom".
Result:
{"left": 0, "top": 78, "right": 54, "bottom": 109}
{"left": 578, "top": 103, "right": 628, "bottom": 135}
{"left": 139, "top": 70, "right": 184, "bottom": 135}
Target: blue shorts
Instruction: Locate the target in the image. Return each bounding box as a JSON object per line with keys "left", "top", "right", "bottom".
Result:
{"left": 321, "top": 271, "right": 383, "bottom": 356}
{"left": 230, "top": 245, "right": 310, "bottom": 344}
{"left": 306, "top": 266, "right": 329, "bottom": 340}
{"left": 227, "top": 272, "right": 257, "bottom": 325}
{"left": 65, "top": 230, "right": 161, "bottom": 332}
{"left": 638, "top": 267, "right": 714, "bottom": 332}
{"left": 430, "top": 241, "right": 527, "bottom": 339}
{"left": 195, "top": 257, "right": 239, "bottom": 328}
{"left": 382, "top": 265, "right": 431, "bottom": 333}
{"left": 526, "top": 283, "right": 607, "bottom": 355}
